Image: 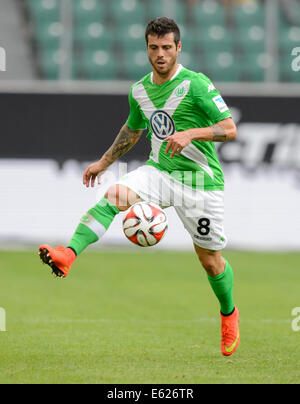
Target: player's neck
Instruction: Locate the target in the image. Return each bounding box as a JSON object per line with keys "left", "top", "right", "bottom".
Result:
{"left": 152, "top": 63, "right": 180, "bottom": 86}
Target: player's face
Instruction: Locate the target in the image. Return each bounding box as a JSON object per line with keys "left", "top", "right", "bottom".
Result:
{"left": 147, "top": 33, "right": 181, "bottom": 76}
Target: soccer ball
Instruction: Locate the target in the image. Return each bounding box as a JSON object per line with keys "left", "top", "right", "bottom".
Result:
{"left": 122, "top": 202, "right": 168, "bottom": 247}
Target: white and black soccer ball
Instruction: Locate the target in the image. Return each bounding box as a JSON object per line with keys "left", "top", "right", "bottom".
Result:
{"left": 122, "top": 202, "right": 168, "bottom": 247}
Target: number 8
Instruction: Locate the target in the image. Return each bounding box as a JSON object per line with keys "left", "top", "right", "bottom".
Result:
{"left": 197, "top": 218, "right": 211, "bottom": 236}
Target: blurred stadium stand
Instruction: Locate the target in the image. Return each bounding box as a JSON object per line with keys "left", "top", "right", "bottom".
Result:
{"left": 0, "top": 0, "right": 35, "bottom": 79}
{"left": 1, "top": 0, "right": 299, "bottom": 83}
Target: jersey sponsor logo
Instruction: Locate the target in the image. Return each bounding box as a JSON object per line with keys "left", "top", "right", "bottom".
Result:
{"left": 150, "top": 110, "right": 176, "bottom": 140}
{"left": 213, "top": 95, "right": 229, "bottom": 113}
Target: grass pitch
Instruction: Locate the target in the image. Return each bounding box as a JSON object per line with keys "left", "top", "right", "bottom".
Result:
{"left": 0, "top": 249, "right": 300, "bottom": 384}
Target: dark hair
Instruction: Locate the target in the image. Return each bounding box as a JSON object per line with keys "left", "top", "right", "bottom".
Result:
{"left": 145, "top": 17, "right": 181, "bottom": 48}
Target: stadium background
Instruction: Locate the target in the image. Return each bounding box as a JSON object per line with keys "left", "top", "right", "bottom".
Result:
{"left": 1, "top": 0, "right": 300, "bottom": 385}
{"left": 0, "top": 0, "right": 299, "bottom": 250}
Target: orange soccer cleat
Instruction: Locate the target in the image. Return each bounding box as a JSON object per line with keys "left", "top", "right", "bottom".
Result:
{"left": 220, "top": 307, "right": 240, "bottom": 357}
{"left": 38, "top": 244, "right": 76, "bottom": 278}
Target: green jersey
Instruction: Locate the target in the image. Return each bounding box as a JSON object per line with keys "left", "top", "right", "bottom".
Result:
{"left": 126, "top": 65, "right": 231, "bottom": 190}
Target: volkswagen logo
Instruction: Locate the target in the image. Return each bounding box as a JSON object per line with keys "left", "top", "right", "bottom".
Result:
{"left": 150, "top": 110, "right": 175, "bottom": 140}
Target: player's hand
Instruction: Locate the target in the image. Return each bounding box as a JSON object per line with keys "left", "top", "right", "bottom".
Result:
{"left": 165, "top": 131, "right": 193, "bottom": 158}
{"left": 83, "top": 161, "right": 107, "bottom": 188}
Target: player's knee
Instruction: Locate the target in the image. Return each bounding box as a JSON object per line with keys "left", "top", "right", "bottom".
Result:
{"left": 200, "top": 258, "right": 217, "bottom": 275}
{"left": 105, "top": 185, "right": 129, "bottom": 211}
{"left": 197, "top": 254, "right": 222, "bottom": 277}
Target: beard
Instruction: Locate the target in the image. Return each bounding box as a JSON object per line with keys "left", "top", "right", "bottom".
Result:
{"left": 149, "top": 56, "right": 178, "bottom": 77}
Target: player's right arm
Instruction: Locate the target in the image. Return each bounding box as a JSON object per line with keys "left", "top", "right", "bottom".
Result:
{"left": 83, "top": 124, "right": 143, "bottom": 188}
{"left": 83, "top": 84, "right": 147, "bottom": 188}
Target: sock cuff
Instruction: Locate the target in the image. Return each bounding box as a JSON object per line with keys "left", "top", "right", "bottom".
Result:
{"left": 98, "top": 196, "right": 120, "bottom": 214}
{"left": 221, "top": 307, "right": 235, "bottom": 317}
{"left": 88, "top": 197, "right": 120, "bottom": 230}
{"left": 207, "top": 260, "right": 229, "bottom": 282}
{"left": 68, "top": 197, "right": 120, "bottom": 257}
{"left": 69, "top": 223, "right": 100, "bottom": 256}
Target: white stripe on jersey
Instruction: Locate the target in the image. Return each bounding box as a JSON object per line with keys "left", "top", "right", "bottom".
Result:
{"left": 181, "top": 144, "right": 214, "bottom": 179}
{"left": 132, "top": 76, "right": 214, "bottom": 179}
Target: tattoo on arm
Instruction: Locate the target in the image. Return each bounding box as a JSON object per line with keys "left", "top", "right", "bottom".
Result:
{"left": 105, "top": 125, "right": 142, "bottom": 163}
{"left": 211, "top": 123, "right": 227, "bottom": 142}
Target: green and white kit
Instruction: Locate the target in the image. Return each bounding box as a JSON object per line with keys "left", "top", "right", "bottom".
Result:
{"left": 118, "top": 65, "right": 231, "bottom": 250}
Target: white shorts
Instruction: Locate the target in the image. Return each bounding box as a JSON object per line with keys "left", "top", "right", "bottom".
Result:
{"left": 117, "top": 165, "right": 227, "bottom": 250}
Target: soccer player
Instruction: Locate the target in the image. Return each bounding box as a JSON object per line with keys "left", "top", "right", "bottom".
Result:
{"left": 39, "top": 18, "right": 239, "bottom": 357}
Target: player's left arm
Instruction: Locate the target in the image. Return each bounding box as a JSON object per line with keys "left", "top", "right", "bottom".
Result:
{"left": 165, "top": 117, "right": 237, "bottom": 158}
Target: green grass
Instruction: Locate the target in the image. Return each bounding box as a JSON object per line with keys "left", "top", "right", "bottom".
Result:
{"left": 0, "top": 249, "right": 300, "bottom": 384}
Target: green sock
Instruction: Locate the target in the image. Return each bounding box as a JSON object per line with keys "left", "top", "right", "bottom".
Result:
{"left": 207, "top": 259, "right": 235, "bottom": 315}
{"left": 68, "top": 196, "right": 119, "bottom": 256}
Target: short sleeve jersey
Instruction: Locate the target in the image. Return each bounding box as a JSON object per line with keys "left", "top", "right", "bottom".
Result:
{"left": 126, "top": 65, "right": 231, "bottom": 190}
